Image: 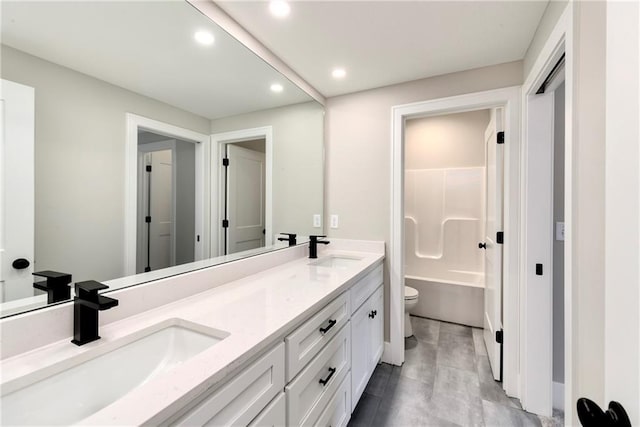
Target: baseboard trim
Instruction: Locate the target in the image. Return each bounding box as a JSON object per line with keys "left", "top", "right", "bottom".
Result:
{"left": 553, "top": 381, "right": 565, "bottom": 411}
{"left": 382, "top": 341, "right": 397, "bottom": 365}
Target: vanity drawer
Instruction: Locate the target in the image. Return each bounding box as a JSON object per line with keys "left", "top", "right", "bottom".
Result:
{"left": 248, "top": 393, "right": 285, "bottom": 427}
{"left": 172, "top": 343, "right": 284, "bottom": 427}
{"left": 314, "top": 372, "right": 351, "bottom": 427}
{"left": 350, "top": 263, "right": 383, "bottom": 314}
{"left": 286, "top": 292, "right": 349, "bottom": 382}
{"left": 286, "top": 322, "right": 350, "bottom": 426}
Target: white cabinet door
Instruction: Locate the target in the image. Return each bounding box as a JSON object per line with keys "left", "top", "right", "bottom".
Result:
{"left": 368, "top": 286, "right": 384, "bottom": 367}
{"left": 350, "top": 301, "right": 370, "bottom": 411}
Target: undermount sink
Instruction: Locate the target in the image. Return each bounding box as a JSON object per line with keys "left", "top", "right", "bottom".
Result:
{"left": 311, "top": 254, "right": 363, "bottom": 269}
{"left": 1, "top": 319, "right": 229, "bottom": 426}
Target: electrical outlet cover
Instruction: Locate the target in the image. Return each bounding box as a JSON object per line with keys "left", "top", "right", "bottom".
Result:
{"left": 330, "top": 215, "right": 339, "bottom": 229}
{"left": 313, "top": 214, "right": 322, "bottom": 228}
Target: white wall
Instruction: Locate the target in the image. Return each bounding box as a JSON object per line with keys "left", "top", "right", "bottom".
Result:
{"left": 570, "top": 0, "right": 607, "bottom": 411}
{"left": 326, "top": 61, "right": 523, "bottom": 339}
{"left": 210, "top": 102, "right": 324, "bottom": 239}
{"left": 605, "top": 1, "right": 640, "bottom": 424}
{"left": 405, "top": 110, "right": 489, "bottom": 169}
{"left": 0, "top": 45, "right": 210, "bottom": 283}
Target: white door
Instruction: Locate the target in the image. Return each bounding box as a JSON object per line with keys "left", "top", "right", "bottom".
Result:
{"left": 0, "top": 80, "right": 35, "bottom": 303}
{"left": 141, "top": 150, "right": 174, "bottom": 272}
{"left": 225, "top": 145, "right": 265, "bottom": 254}
{"left": 523, "top": 92, "right": 555, "bottom": 414}
{"left": 483, "top": 108, "right": 505, "bottom": 381}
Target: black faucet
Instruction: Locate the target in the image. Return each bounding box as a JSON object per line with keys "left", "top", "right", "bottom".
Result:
{"left": 33, "top": 270, "right": 72, "bottom": 304}
{"left": 71, "top": 281, "right": 118, "bottom": 346}
{"left": 309, "top": 235, "right": 330, "bottom": 259}
{"left": 277, "top": 233, "right": 297, "bottom": 246}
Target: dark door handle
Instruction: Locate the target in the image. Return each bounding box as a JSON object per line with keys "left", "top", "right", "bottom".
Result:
{"left": 12, "top": 258, "right": 30, "bottom": 270}
{"left": 318, "top": 367, "right": 336, "bottom": 386}
{"left": 319, "top": 319, "right": 337, "bottom": 334}
{"left": 478, "top": 242, "right": 486, "bottom": 249}
{"left": 369, "top": 310, "right": 377, "bottom": 319}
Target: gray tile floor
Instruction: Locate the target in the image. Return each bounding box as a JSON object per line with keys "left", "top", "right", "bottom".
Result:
{"left": 348, "top": 316, "right": 564, "bottom": 427}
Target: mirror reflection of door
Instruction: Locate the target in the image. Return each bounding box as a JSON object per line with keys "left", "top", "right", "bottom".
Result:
{"left": 136, "top": 131, "right": 195, "bottom": 273}
{"left": 0, "top": 79, "right": 36, "bottom": 303}
{"left": 223, "top": 140, "right": 266, "bottom": 255}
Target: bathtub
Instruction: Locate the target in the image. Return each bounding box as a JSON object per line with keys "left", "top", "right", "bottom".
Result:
{"left": 405, "top": 273, "right": 484, "bottom": 328}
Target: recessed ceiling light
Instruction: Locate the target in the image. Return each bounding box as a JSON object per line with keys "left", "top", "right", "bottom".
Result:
{"left": 194, "top": 31, "right": 214, "bottom": 46}
{"left": 270, "top": 83, "right": 284, "bottom": 93}
{"left": 269, "top": 1, "right": 290, "bottom": 18}
{"left": 332, "top": 68, "right": 347, "bottom": 79}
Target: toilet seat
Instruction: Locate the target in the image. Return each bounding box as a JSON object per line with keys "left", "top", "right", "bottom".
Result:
{"left": 405, "top": 286, "right": 418, "bottom": 300}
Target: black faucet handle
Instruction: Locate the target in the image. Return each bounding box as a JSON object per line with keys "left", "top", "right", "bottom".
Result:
{"left": 309, "top": 235, "right": 327, "bottom": 240}
{"left": 33, "top": 270, "right": 72, "bottom": 286}
{"left": 280, "top": 233, "right": 297, "bottom": 237}
{"left": 75, "top": 280, "right": 109, "bottom": 300}
{"left": 33, "top": 271, "right": 73, "bottom": 304}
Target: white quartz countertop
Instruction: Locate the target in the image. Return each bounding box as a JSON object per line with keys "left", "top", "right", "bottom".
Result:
{"left": 1, "top": 248, "right": 383, "bottom": 425}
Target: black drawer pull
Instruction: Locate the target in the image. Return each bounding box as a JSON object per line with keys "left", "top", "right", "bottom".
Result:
{"left": 369, "top": 310, "right": 377, "bottom": 319}
{"left": 319, "top": 367, "right": 337, "bottom": 386}
{"left": 319, "top": 319, "right": 337, "bottom": 334}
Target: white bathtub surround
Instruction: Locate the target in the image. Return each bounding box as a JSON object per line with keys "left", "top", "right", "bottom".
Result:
{"left": 404, "top": 167, "right": 485, "bottom": 326}
{"left": 0, "top": 240, "right": 383, "bottom": 425}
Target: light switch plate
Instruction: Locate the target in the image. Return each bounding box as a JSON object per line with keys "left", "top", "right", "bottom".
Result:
{"left": 556, "top": 222, "right": 565, "bottom": 241}
{"left": 330, "top": 214, "right": 339, "bottom": 229}
{"left": 313, "top": 214, "right": 322, "bottom": 228}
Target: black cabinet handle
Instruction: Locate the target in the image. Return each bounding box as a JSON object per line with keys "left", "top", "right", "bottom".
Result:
{"left": 478, "top": 242, "right": 486, "bottom": 249}
{"left": 12, "top": 258, "right": 30, "bottom": 270}
{"left": 369, "top": 310, "right": 377, "bottom": 319}
{"left": 319, "top": 367, "right": 336, "bottom": 386}
{"left": 319, "top": 319, "right": 337, "bottom": 334}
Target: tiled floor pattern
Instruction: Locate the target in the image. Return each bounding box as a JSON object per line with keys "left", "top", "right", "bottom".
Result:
{"left": 348, "top": 316, "right": 564, "bottom": 427}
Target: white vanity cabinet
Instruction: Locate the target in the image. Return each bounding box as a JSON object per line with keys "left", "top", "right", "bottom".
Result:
{"left": 168, "top": 260, "right": 384, "bottom": 427}
{"left": 350, "top": 282, "right": 384, "bottom": 411}
{"left": 169, "top": 343, "right": 284, "bottom": 426}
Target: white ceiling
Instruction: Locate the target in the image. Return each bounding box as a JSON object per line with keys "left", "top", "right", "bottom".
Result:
{"left": 217, "top": 1, "right": 549, "bottom": 97}
{"left": 0, "top": 1, "right": 312, "bottom": 119}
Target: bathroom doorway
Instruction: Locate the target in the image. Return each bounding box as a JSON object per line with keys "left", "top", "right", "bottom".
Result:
{"left": 124, "top": 114, "right": 209, "bottom": 276}
{"left": 402, "top": 108, "right": 506, "bottom": 382}
{"left": 136, "top": 131, "right": 198, "bottom": 273}
{"left": 390, "top": 87, "right": 521, "bottom": 397}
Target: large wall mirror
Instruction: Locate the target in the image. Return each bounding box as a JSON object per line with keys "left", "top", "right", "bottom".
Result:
{"left": 0, "top": 0, "right": 324, "bottom": 317}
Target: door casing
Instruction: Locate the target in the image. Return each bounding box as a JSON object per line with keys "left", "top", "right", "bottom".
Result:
{"left": 389, "top": 86, "right": 521, "bottom": 398}
{"left": 210, "top": 126, "right": 273, "bottom": 257}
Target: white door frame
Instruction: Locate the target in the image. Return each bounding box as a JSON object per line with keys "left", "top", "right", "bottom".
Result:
{"left": 210, "top": 126, "right": 273, "bottom": 257}
{"left": 521, "top": 4, "right": 573, "bottom": 419}
{"left": 389, "top": 87, "right": 521, "bottom": 396}
{"left": 124, "top": 113, "right": 209, "bottom": 276}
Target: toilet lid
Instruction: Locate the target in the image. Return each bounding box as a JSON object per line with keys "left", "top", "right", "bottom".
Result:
{"left": 405, "top": 286, "right": 418, "bottom": 300}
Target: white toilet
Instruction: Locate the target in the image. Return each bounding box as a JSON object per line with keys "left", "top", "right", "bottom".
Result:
{"left": 404, "top": 286, "right": 419, "bottom": 337}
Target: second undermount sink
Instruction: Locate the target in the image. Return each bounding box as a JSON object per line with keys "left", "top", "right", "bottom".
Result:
{"left": 1, "top": 318, "right": 229, "bottom": 426}
{"left": 311, "top": 254, "right": 363, "bottom": 269}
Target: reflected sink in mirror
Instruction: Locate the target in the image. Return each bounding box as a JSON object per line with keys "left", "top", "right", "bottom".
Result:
{"left": 0, "top": 319, "right": 229, "bottom": 426}
{"left": 310, "top": 255, "right": 363, "bottom": 270}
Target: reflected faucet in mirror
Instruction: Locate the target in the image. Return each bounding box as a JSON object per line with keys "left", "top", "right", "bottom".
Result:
{"left": 32, "top": 271, "right": 72, "bottom": 304}
{"left": 277, "top": 233, "right": 297, "bottom": 246}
